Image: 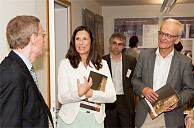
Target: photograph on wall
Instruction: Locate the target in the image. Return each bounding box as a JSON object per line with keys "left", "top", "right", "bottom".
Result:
{"left": 95, "top": 14, "right": 104, "bottom": 55}
{"left": 83, "top": 8, "right": 104, "bottom": 55}
{"left": 189, "top": 24, "right": 194, "bottom": 38}
{"left": 82, "top": 8, "right": 95, "bottom": 32}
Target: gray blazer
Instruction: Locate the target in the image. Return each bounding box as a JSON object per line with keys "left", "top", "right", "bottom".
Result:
{"left": 132, "top": 48, "right": 194, "bottom": 128}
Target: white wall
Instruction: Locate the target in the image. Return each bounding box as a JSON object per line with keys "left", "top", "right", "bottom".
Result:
{"left": 0, "top": 0, "right": 48, "bottom": 100}
{"left": 102, "top": 3, "right": 194, "bottom": 57}
{"left": 68, "top": 0, "right": 102, "bottom": 31}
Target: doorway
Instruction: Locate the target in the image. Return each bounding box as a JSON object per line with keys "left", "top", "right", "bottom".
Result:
{"left": 48, "top": 0, "right": 71, "bottom": 126}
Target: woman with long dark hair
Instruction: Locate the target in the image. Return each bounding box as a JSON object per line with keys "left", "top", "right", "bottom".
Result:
{"left": 57, "top": 26, "right": 116, "bottom": 128}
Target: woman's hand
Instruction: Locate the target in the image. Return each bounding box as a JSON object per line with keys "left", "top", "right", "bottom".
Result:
{"left": 85, "top": 89, "right": 93, "bottom": 98}
{"left": 77, "top": 76, "right": 93, "bottom": 97}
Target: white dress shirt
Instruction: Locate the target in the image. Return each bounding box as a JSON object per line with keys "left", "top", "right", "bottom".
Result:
{"left": 110, "top": 54, "right": 124, "bottom": 95}
{"left": 153, "top": 48, "right": 174, "bottom": 91}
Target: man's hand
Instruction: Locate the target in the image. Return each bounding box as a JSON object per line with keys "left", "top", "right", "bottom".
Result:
{"left": 77, "top": 76, "right": 93, "bottom": 97}
{"left": 142, "top": 87, "right": 158, "bottom": 102}
{"left": 186, "top": 117, "right": 192, "bottom": 128}
{"left": 164, "top": 103, "right": 177, "bottom": 112}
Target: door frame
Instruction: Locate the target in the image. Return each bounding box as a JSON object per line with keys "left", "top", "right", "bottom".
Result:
{"left": 46, "top": 0, "right": 71, "bottom": 126}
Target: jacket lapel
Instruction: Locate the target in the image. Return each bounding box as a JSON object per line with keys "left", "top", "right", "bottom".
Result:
{"left": 122, "top": 54, "right": 128, "bottom": 84}
{"left": 9, "top": 51, "right": 40, "bottom": 92}
{"left": 148, "top": 49, "right": 156, "bottom": 88}
{"left": 106, "top": 54, "right": 112, "bottom": 76}
{"left": 166, "top": 50, "right": 180, "bottom": 84}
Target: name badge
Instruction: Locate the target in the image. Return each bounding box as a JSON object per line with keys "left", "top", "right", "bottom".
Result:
{"left": 126, "top": 69, "right": 131, "bottom": 78}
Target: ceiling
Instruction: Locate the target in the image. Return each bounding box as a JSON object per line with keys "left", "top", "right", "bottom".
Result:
{"left": 95, "top": 0, "right": 194, "bottom": 6}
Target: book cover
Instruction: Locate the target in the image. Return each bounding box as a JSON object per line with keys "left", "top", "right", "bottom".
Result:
{"left": 80, "top": 71, "right": 107, "bottom": 112}
{"left": 142, "top": 83, "right": 179, "bottom": 119}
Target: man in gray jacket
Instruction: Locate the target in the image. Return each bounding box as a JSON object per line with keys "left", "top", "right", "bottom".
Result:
{"left": 132, "top": 18, "right": 194, "bottom": 127}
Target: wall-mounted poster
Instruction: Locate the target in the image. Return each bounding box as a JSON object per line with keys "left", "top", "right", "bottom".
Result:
{"left": 83, "top": 8, "right": 104, "bottom": 55}
{"left": 95, "top": 14, "right": 104, "bottom": 55}
{"left": 114, "top": 18, "right": 159, "bottom": 48}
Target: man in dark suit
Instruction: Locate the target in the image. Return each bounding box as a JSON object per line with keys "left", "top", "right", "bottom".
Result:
{"left": 103, "top": 32, "right": 136, "bottom": 128}
{"left": 132, "top": 18, "right": 194, "bottom": 127}
{"left": 0, "top": 15, "right": 53, "bottom": 127}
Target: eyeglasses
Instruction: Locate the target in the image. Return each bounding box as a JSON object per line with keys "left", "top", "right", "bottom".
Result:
{"left": 43, "top": 34, "right": 48, "bottom": 40}
{"left": 158, "top": 31, "right": 179, "bottom": 39}
{"left": 111, "top": 42, "right": 124, "bottom": 47}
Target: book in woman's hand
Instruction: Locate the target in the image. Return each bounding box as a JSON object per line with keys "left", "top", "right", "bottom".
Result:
{"left": 80, "top": 71, "right": 107, "bottom": 112}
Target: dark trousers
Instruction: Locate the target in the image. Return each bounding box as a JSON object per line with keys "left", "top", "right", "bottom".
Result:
{"left": 105, "top": 95, "right": 135, "bottom": 128}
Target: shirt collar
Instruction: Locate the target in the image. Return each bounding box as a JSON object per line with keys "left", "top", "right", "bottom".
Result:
{"left": 155, "top": 47, "right": 174, "bottom": 58}
{"left": 110, "top": 53, "right": 122, "bottom": 61}
{"left": 79, "top": 61, "right": 94, "bottom": 68}
{"left": 13, "top": 50, "right": 32, "bottom": 71}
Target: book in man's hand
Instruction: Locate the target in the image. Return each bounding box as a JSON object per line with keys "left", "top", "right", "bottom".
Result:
{"left": 142, "top": 83, "right": 179, "bottom": 120}
{"left": 80, "top": 71, "right": 107, "bottom": 112}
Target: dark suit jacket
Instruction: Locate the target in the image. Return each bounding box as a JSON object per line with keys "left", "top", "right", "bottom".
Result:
{"left": 132, "top": 48, "right": 194, "bottom": 127}
{"left": 0, "top": 51, "right": 53, "bottom": 127}
{"left": 102, "top": 53, "right": 137, "bottom": 115}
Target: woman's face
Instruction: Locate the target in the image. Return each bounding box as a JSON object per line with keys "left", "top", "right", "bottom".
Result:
{"left": 75, "top": 30, "right": 91, "bottom": 58}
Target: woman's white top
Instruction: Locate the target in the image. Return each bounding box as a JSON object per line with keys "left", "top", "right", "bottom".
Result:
{"left": 58, "top": 59, "right": 116, "bottom": 124}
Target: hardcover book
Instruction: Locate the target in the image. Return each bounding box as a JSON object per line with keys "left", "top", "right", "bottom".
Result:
{"left": 142, "top": 83, "right": 179, "bottom": 119}
{"left": 80, "top": 71, "right": 107, "bottom": 112}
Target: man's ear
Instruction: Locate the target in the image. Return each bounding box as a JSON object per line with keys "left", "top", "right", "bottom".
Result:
{"left": 30, "top": 33, "right": 37, "bottom": 45}
{"left": 174, "top": 36, "right": 181, "bottom": 45}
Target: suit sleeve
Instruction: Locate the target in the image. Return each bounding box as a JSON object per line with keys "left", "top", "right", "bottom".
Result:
{"left": 177, "top": 58, "right": 194, "bottom": 107}
{"left": 130, "top": 56, "right": 137, "bottom": 75}
{"left": 131, "top": 53, "right": 147, "bottom": 97}
{"left": 0, "top": 70, "right": 25, "bottom": 127}
{"left": 58, "top": 59, "right": 85, "bottom": 105}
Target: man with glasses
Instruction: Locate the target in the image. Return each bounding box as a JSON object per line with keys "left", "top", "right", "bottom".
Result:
{"left": 103, "top": 32, "right": 137, "bottom": 128}
{"left": 0, "top": 15, "right": 53, "bottom": 127}
{"left": 132, "top": 18, "right": 194, "bottom": 127}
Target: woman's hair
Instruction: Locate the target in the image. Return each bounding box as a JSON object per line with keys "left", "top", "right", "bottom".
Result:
{"left": 6, "top": 15, "right": 40, "bottom": 49}
{"left": 129, "top": 36, "right": 139, "bottom": 48}
{"left": 66, "top": 26, "right": 102, "bottom": 70}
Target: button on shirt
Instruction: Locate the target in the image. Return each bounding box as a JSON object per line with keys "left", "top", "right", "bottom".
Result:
{"left": 110, "top": 54, "right": 124, "bottom": 95}
{"left": 153, "top": 48, "right": 174, "bottom": 91}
